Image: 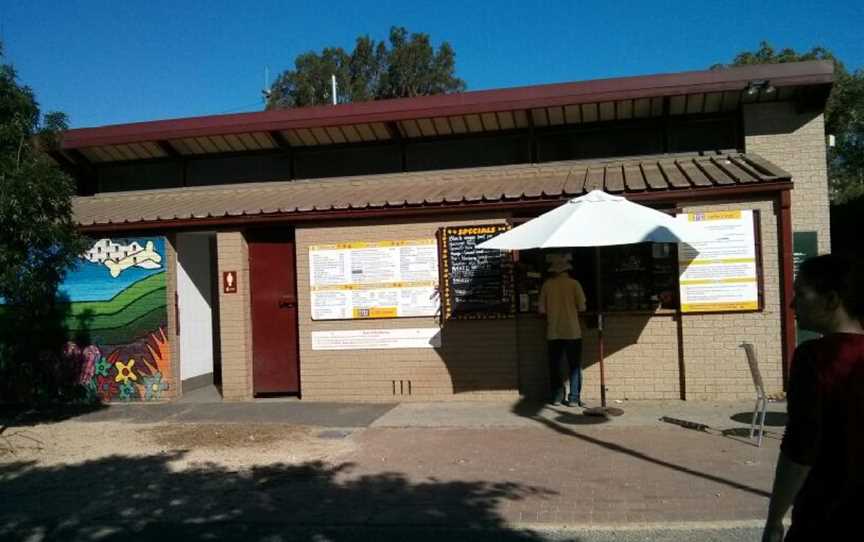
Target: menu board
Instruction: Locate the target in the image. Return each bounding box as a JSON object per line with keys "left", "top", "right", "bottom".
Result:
{"left": 309, "top": 239, "right": 439, "bottom": 320}
{"left": 676, "top": 210, "right": 760, "bottom": 313}
{"left": 440, "top": 224, "right": 516, "bottom": 320}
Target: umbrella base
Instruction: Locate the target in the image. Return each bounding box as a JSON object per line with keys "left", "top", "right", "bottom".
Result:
{"left": 584, "top": 406, "right": 625, "bottom": 417}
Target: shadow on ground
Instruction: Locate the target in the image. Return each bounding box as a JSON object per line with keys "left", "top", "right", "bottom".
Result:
{"left": 719, "top": 426, "right": 782, "bottom": 443}
{"left": 0, "top": 453, "right": 564, "bottom": 542}
{"left": 511, "top": 398, "right": 771, "bottom": 499}
{"left": 512, "top": 399, "right": 611, "bottom": 427}
{"left": 730, "top": 411, "right": 787, "bottom": 427}
{"left": 0, "top": 405, "right": 108, "bottom": 433}
{"left": 656, "top": 413, "right": 784, "bottom": 448}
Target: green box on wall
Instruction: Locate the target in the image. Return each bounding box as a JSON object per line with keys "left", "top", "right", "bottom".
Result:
{"left": 792, "top": 231, "right": 819, "bottom": 345}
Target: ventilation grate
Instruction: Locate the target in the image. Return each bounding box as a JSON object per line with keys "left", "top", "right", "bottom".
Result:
{"left": 391, "top": 380, "right": 412, "bottom": 396}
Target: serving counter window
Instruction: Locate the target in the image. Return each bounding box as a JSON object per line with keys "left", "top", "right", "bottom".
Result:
{"left": 600, "top": 243, "right": 679, "bottom": 312}
{"left": 438, "top": 209, "right": 763, "bottom": 319}
{"left": 514, "top": 248, "right": 597, "bottom": 313}
{"left": 513, "top": 243, "right": 679, "bottom": 314}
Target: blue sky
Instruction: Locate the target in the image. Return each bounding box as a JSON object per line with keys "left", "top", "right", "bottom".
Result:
{"left": 2, "top": 0, "right": 862, "bottom": 129}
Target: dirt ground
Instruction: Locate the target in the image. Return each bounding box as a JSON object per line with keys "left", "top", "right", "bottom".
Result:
{"left": 0, "top": 421, "right": 356, "bottom": 471}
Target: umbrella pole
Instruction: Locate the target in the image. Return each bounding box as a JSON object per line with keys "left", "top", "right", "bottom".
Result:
{"left": 595, "top": 247, "right": 607, "bottom": 408}
{"left": 599, "top": 313, "right": 606, "bottom": 408}
{"left": 585, "top": 247, "right": 622, "bottom": 417}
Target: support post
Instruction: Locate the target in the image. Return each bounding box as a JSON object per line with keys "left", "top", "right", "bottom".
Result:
{"left": 778, "top": 189, "right": 795, "bottom": 387}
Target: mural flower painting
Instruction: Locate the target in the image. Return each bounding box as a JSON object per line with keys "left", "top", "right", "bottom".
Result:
{"left": 141, "top": 372, "right": 168, "bottom": 401}
{"left": 118, "top": 381, "right": 137, "bottom": 401}
{"left": 94, "top": 356, "right": 112, "bottom": 378}
{"left": 115, "top": 359, "right": 137, "bottom": 384}
{"left": 141, "top": 360, "right": 168, "bottom": 401}
{"left": 83, "top": 379, "right": 98, "bottom": 402}
{"left": 145, "top": 328, "right": 171, "bottom": 383}
{"left": 96, "top": 375, "right": 118, "bottom": 402}
{"left": 80, "top": 345, "right": 100, "bottom": 384}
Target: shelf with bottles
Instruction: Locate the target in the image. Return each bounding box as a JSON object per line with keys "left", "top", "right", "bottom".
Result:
{"left": 601, "top": 242, "right": 680, "bottom": 312}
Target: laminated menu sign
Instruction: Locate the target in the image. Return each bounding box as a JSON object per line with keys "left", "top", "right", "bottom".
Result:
{"left": 676, "top": 210, "right": 759, "bottom": 313}
{"left": 440, "top": 224, "right": 516, "bottom": 320}
{"left": 309, "top": 239, "right": 439, "bottom": 320}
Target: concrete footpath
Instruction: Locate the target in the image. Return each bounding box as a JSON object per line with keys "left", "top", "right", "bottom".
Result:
{"left": 0, "top": 398, "right": 787, "bottom": 541}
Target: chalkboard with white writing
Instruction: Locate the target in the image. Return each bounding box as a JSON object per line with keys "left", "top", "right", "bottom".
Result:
{"left": 439, "top": 224, "right": 516, "bottom": 320}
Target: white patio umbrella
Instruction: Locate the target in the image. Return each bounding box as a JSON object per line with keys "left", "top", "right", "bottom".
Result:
{"left": 477, "top": 190, "right": 712, "bottom": 413}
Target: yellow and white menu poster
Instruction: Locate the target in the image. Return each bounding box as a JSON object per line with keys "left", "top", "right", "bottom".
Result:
{"left": 676, "top": 210, "right": 759, "bottom": 313}
{"left": 309, "top": 239, "right": 439, "bottom": 320}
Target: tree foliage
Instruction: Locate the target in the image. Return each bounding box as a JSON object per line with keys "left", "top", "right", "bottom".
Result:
{"left": 0, "top": 43, "right": 85, "bottom": 401}
{"left": 714, "top": 42, "right": 864, "bottom": 203}
{"left": 266, "top": 27, "right": 466, "bottom": 109}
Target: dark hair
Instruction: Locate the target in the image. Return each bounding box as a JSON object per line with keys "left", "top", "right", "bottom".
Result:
{"left": 799, "top": 254, "right": 864, "bottom": 320}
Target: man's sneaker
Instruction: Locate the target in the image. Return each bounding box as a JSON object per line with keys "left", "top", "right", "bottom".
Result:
{"left": 563, "top": 399, "right": 586, "bottom": 408}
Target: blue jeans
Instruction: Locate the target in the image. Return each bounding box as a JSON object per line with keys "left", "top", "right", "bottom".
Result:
{"left": 548, "top": 339, "right": 583, "bottom": 403}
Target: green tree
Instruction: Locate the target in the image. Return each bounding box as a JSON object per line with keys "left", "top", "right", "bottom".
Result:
{"left": 266, "top": 26, "right": 465, "bottom": 109}
{"left": 714, "top": 42, "right": 864, "bottom": 203}
{"left": 0, "top": 43, "right": 85, "bottom": 401}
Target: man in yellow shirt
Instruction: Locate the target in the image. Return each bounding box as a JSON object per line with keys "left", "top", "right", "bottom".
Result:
{"left": 538, "top": 254, "right": 587, "bottom": 407}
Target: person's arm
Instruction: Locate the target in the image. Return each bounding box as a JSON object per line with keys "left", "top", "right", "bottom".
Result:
{"left": 764, "top": 453, "right": 812, "bottom": 539}
{"left": 538, "top": 281, "right": 547, "bottom": 316}
{"left": 574, "top": 281, "right": 587, "bottom": 312}
{"left": 763, "top": 344, "right": 820, "bottom": 540}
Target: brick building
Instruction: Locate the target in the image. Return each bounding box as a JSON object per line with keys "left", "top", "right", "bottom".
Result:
{"left": 55, "top": 61, "right": 833, "bottom": 403}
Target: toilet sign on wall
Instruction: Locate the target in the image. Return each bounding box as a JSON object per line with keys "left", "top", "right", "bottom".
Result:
{"left": 223, "top": 271, "right": 237, "bottom": 294}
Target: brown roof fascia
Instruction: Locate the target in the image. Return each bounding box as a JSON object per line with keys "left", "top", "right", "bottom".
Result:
{"left": 62, "top": 61, "right": 834, "bottom": 150}
{"left": 76, "top": 180, "right": 792, "bottom": 234}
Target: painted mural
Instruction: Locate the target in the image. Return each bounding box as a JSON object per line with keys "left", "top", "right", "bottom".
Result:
{"left": 60, "top": 237, "right": 171, "bottom": 402}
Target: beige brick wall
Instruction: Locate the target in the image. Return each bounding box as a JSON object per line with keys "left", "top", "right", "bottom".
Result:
{"left": 744, "top": 102, "right": 831, "bottom": 253}
{"left": 679, "top": 197, "right": 784, "bottom": 400}
{"left": 296, "top": 215, "right": 522, "bottom": 402}
{"left": 216, "top": 231, "right": 254, "bottom": 400}
{"left": 214, "top": 200, "right": 783, "bottom": 403}
{"left": 293, "top": 206, "right": 777, "bottom": 403}
{"left": 517, "top": 313, "right": 682, "bottom": 402}
{"left": 163, "top": 234, "right": 180, "bottom": 400}
{"left": 591, "top": 315, "right": 682, "bottom": 401}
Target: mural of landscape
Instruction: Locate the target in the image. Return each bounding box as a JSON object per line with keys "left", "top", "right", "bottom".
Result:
{"left": 61, "top": 237, "right": 171, "bottom": 402}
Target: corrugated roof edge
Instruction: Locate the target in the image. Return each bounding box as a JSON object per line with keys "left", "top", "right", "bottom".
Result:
{"left": 73, "top": 152, "right": 792, "bottom": 230}
{"left": 61, "top": 61, "right": 834, "bottom": 149}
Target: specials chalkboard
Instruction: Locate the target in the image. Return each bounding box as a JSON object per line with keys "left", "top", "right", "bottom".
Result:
{"left": 439, "top": 224, "right": 516, "bottom": 320}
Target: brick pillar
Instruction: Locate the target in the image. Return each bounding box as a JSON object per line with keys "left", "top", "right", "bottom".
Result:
{"left": 216, "top": 231, "right": 254, "bottom": 400}
{"left": 743, "top": 102, "right": 831, "bottom": 253}
{"left": 163, "top": 234, "right": 181, "bottom": 400}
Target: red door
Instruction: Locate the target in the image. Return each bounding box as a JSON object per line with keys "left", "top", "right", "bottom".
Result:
{"left": 248, "top": 229, "right": 300, "bottom": 395}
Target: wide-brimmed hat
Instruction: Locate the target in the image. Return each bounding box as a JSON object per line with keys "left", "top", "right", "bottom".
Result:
{"left": 547, "top": 254, "right": 573, "bottom": 273}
